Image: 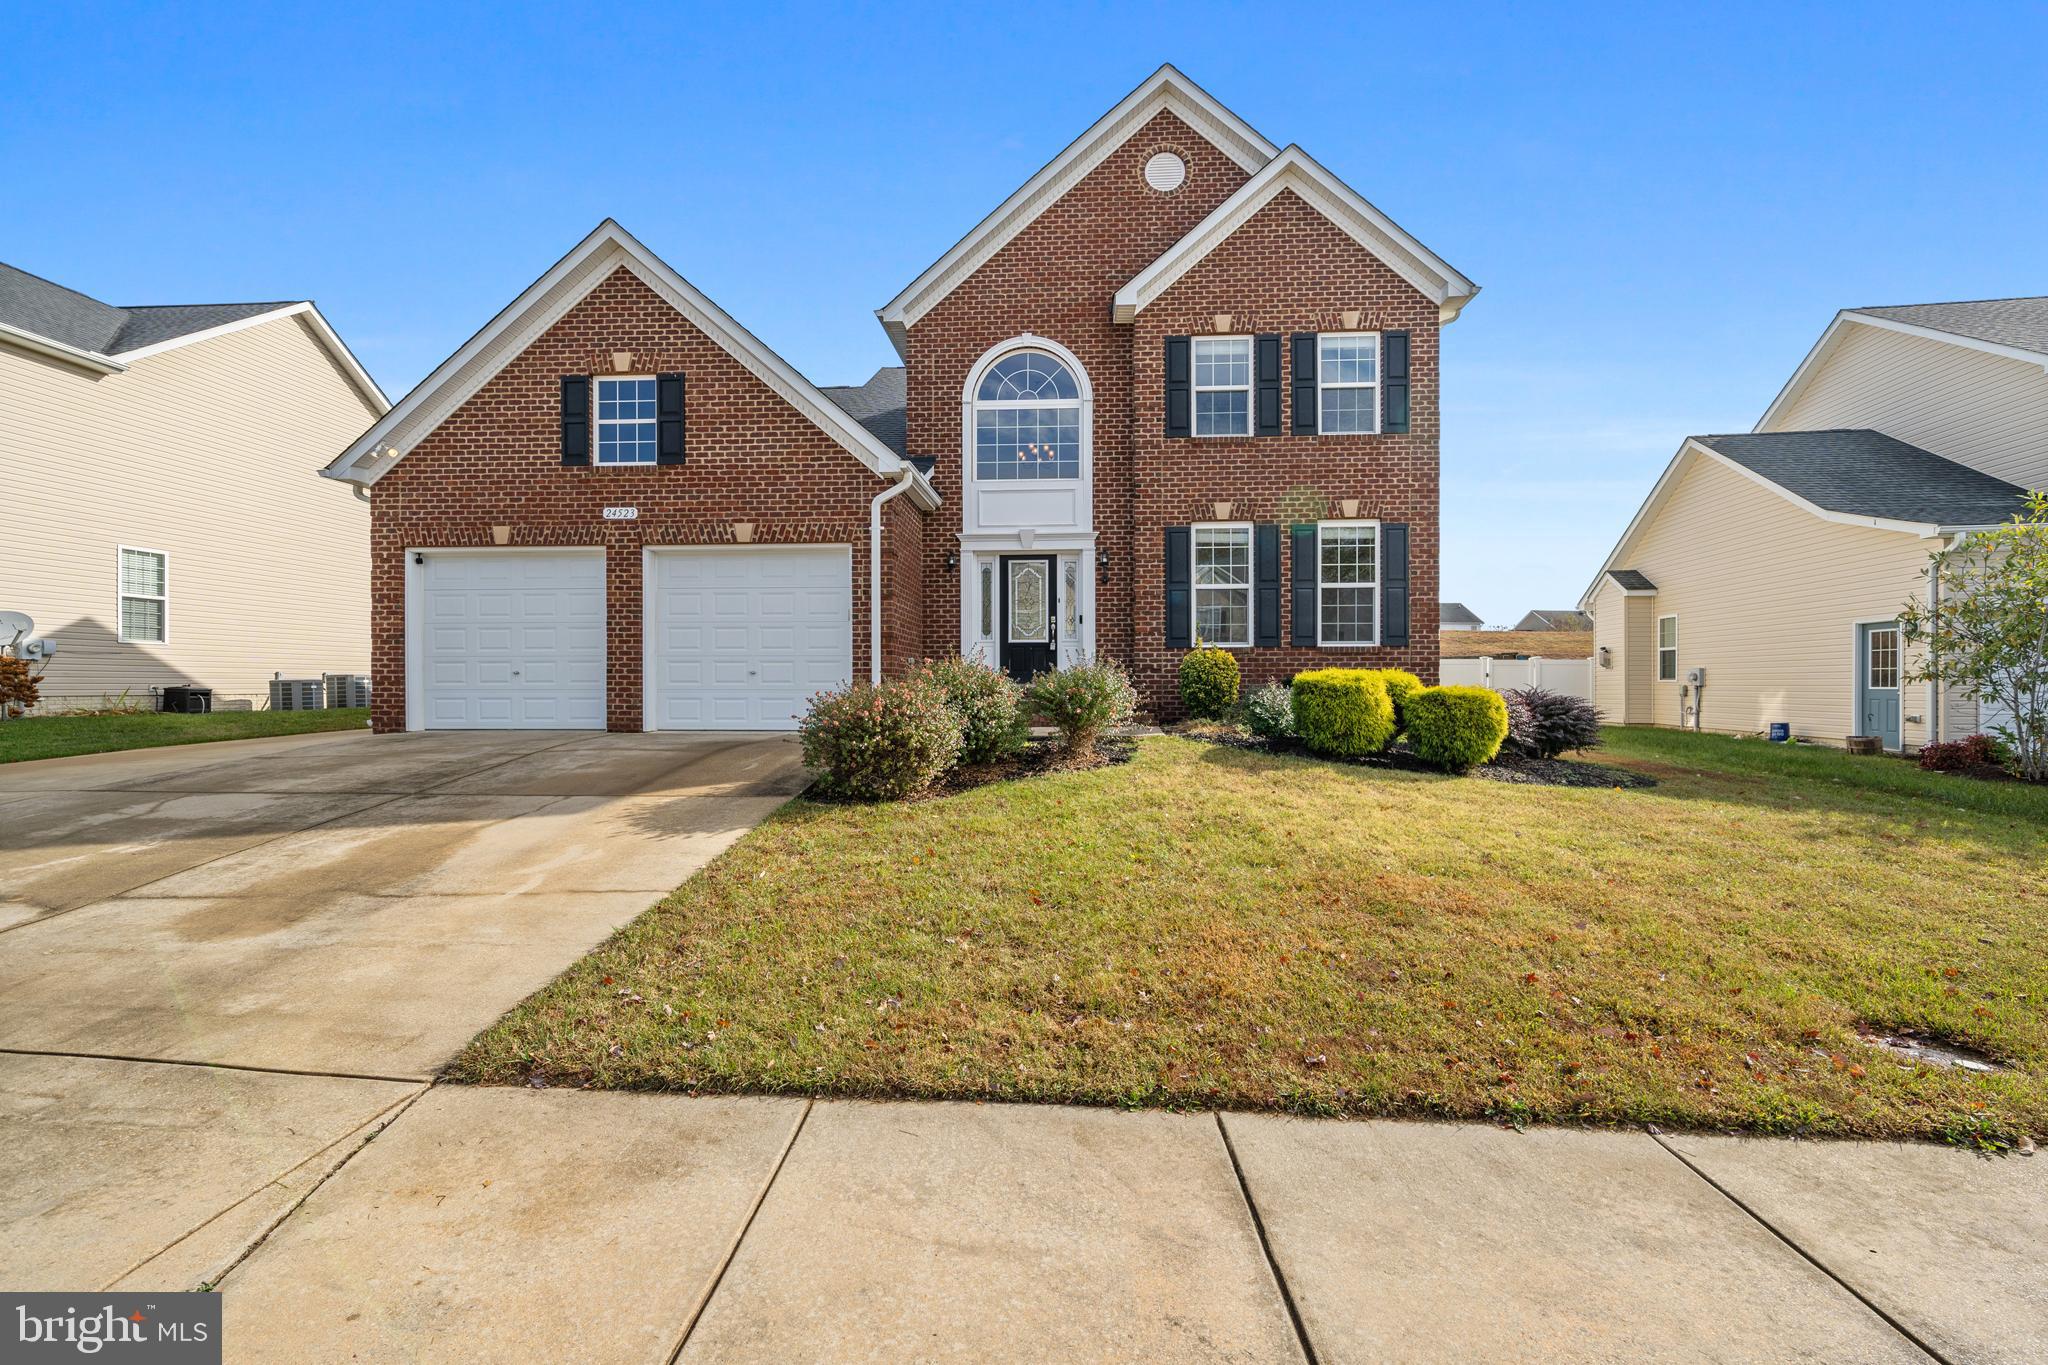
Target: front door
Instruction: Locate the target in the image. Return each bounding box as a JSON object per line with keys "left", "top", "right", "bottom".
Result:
{"left": 999, "top": 555, "right": 1057, "bottom": 683}
{"left": 1858, "top": 621, "right": 1902, "bottom": 751}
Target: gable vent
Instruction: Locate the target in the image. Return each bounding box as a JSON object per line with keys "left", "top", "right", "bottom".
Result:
{"left": 1144, "top": 151, "right": 1188, "bottom": 193}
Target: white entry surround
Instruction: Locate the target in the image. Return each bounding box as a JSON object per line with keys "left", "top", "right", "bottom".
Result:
{"left": 406, "top": 548, "right": 606, "bottom": 731}
{"left": 642, "top": 545, "right": 853, "bottom": 731}
{"left": 958, "top": 334, "right": 1097, "bottom": 666}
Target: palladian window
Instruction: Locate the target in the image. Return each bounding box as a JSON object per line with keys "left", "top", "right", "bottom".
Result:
{"left": 974, "top": 350, "right": 1081, "bottom": 480}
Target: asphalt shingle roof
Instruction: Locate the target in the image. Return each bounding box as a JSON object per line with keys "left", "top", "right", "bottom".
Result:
{"left": 1437, "top": 601, "right": 1483, "bottom": 627}
{"left": 1692, "top": 429, "right": 2028, "bottom": 528}
{"left": 1854, "top": 296, "right": 2048, "bottom": 357}
{"left": 1514, "top": 610, "right": 1594, "bottom": 631}
{"left": 0, "top": 261, "right": 294, "bottom": 357}
{"left": 1605, "top": 569, "right": 1657, "bottom": 591}
{"left": 818, "top": 365, "right": 907, "bottom": 456}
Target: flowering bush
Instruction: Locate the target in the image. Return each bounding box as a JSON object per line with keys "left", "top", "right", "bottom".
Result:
{"left": 798, "top": 677, "right": 961, "bottom": 801}
{"left": 1025, "top": 658, "right": 1136, "bottom": 758}
{"left": 914, "top": 655, "right": 1027, "bottom": 764}
{"left": 1244, "top": 681, "right": 1295, "bottom": 741}
{"left": 1178, "top": 646, "right": 1240, "bottom": 719}
{"left": 1501, "top": 687, "right": 1602, "bottom": 759}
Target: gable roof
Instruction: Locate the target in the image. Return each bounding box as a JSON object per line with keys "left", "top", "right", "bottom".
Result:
{"left": 1437, "top": 601, "right": 1483, "bottom": 628}
{"left": 323, "top": 220, "right": 936, "bottom": 509}
{"left": 1580, "top": 429, "right": 2027, "bottom": 608}
{"left": 819, "top": 366, "right": 906, "bottom": 456}
{"left": 1112, "top": 145, "right": 1479, "bottom": 324}
{"left": 0, "top": 261, "right": 385, "bottom": 406}
{"left": 874, "top": 65, "right": 1279, "bottom": 356}
{"left": 1605, "top": 569, "right": 1656, "bottom": 592}
{"left": 1513, "top": 609, "right": 1594, "bottom": 632}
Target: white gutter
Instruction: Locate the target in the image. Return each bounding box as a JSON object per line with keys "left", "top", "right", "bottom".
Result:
{"left": 868, "top": 466, "right": 916, "bottom": 684}
{"left": 0, "top": 320, "right": 125, "bottom": 374}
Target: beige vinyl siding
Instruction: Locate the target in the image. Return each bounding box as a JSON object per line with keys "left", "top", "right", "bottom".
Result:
{"left": 0, "top": 314, "right": 379, "bottom": 708}
{"left": 1769, "top": 322, "right": 2048, "bottom": 491}
{"left": 1589, "top": 579, "right": 1654, "bottom": 724}
{"left": 1622, "top": 453, "right": 1943, "bottom": 748}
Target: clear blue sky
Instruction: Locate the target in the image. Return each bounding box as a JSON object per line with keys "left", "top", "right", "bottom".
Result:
{"left": 8, "top": 3, "right": 2044, "bottom": 624}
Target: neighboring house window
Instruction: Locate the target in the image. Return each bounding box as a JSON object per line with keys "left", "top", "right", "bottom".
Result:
{"left": 1318, "top": 333, "right": 1379, "bottom": 434}
{"left": 1193, "top": 337, "right": 1251, "bottom": 436}
{"left": 1657, "top": 615, "right": 1678, "bottom": 681}
{"left": 118, "top": 547, "right": 168, "bottom": 643}
{"left": 1192, "top": 524, "right": 1253, "bottom": 646}
{"left": 1318, "top": 522, "right": 1378, "bottom": 645}
{"left": 974, "top": 350, "right": 1081, "bottom": 480}
{"left": 596, "top": 376, "right": 658, "bottom": 465}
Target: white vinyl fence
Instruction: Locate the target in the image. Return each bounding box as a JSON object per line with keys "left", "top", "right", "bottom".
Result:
{"left": 1440, "top": 655, "right": 1595, "bottom": 702}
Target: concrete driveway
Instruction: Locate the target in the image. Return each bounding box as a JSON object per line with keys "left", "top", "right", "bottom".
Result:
{"left": 0, "top": 728, "right": 806, "bottom": 1290}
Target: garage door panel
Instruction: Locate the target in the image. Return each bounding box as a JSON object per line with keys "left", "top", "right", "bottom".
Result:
{"left": 649, "top": 547, "right": 851, "bottom": 732}
{"left": 420, "top": 551, "right": 605, "bottom": 731}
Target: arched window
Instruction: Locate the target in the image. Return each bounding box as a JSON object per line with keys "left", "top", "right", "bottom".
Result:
{"left": 973, "top": 350, "right": 1081, "bottom": 480}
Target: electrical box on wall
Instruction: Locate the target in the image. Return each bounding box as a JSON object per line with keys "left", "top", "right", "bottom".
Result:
{"left": 1686, "top": 667, "right": 1706, "bottom": 686}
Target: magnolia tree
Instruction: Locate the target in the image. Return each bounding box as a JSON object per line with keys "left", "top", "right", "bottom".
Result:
{"left": 1900, "top": 490, "right": 2048, "bottom": 781}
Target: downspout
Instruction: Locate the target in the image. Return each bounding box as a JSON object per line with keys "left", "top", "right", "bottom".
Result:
{"left": 869, "top": 466, "right": 916, "bottom": 684}
{"left": 1927, "top": 536, "right": 1945, "bottom": 744}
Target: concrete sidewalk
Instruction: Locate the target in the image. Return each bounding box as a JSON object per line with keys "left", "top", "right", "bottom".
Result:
{"left": 209, "top": 1087, "right": 2042, "bottom": 1364}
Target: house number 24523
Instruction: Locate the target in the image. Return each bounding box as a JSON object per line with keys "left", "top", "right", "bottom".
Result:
{"left": 602, "top": 507, "right": 639, "bottom": 521}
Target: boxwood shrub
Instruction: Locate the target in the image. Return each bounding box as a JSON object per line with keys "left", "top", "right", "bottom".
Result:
{"left": 1290, "top": 669, "right": 1396, "bottom": 757}
{"left": 914, "top": 655, "right": 1027, "bottom": 764}
{"left": 1178, "top": 646, "right": 1241, "bottom": 719}
{"left": 1405, "top": 685, "right": 1510, "bottom": 772}
{"left": 799, "top": 677, "right": 962, "bottom": 800}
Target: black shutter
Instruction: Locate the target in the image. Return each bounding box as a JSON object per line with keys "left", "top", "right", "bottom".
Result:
{"left": 1254, "top": 335, "right": 1282, "bottom": 436}
{"left": 559, "top": 375, "right": 590, "bottom": 466}
{"left": 1255, "top": 524, "right": 1281, "bottom": 646}
{"left": 1383, "top": 330, "right": 1410, "bottom": 434}
{"left": 1164, "top": 336, "right": 1191, "bottom": 438}
{"left": 1290, "top": 524, "right": 1318, "bottom": 646}
{"left": 1164, "top": 525, "right": 1191, "bottom": 649}
{"left": 656, "top": 372, "right": 686, "bottom": 465}
{"left": 1381, "top": 523, "right": 1410, "bottom": 646}
{"left": 1290, "top": 333, "right": 1318, "bottom": 434}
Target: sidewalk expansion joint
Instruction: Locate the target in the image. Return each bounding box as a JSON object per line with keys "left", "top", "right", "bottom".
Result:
{"left": 0, "top": 1045, "right": 427, "bottom": 1086}
{"left": 1215, "top": 1112, "right": 1319, "bottom": 1365}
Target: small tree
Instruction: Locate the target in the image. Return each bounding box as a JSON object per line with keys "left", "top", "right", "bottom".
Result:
{"left": 1900, "top": 490, "right": 2048, "bottom": 781}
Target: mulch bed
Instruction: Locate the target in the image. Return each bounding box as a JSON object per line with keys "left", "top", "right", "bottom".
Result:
{"left": 1165, "top": 723, "right": 1656, "bottom": 789}
{"left": 804, "top": 736, "right": 1135, "bottom": 804}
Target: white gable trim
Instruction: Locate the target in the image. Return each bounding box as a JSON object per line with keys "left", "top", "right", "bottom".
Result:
{"left": 116, "top": 303, "right": 389, "bottom": 413}
{"left": 1577, "top": 437, "right": 1953, "bottom": 610}
{"left": 323, "top": 220, "right": 936, "bottom": 509}
{"left": 874, "top": 65, "right": 1279, "bottom": 356}
{"left": 0, "top": 319, "right": 126, "bottom": 374}
{"left": 1113, "top": 146, "right": 1478, "bottom": 325}
{"left": 1757, "top": 310, "right": 2048, "bottom": 433}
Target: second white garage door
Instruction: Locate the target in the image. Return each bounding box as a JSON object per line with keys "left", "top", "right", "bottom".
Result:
{"left": 646, "top": 546, "right": 853, "bottom": 730}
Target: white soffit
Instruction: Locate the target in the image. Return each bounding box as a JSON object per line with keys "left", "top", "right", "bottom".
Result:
{"left": 1113, "top": 146, "right": 1479, "bottom": 325}
{"left": 874, "top": 64, "right": 1280, "bottom": 353}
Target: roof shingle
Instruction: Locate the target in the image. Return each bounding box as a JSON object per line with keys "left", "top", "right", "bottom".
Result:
{"left": 0, "top": 261, "right": 294, "bottom": 358}
{"left": 1692, "top": 429, "right": 2027, "bottom": 529}
{"left": 1854, "top": 296, "right": 2048, "bottom": 357}
{"left": 818, "top": 366, "right": 907, "bottom": 456}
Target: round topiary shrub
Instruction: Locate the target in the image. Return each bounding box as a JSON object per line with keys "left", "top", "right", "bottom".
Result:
{"left": 1244, "top": 680, "right": 1295, "bottom": 741}
{"left": 914, "top": 655, "right": 1027, "bottom": 764}
{"left": 1025, "top": 656, "right": 1137, "bottom": 759}
{"left": 798, "top": 676, "right": 962, "bottom": 800}
{"left": 1290, "top": 669, "right": 1396, "bottom": 757}
{"left": 1360, "top": 669, "right": 1424, "bottom": 731}
{"left": 1178, "top": 646, "right": 1240, "bottom": 719}
{"left": 1405, "top": 685, "right": 1510, "bottom": 772}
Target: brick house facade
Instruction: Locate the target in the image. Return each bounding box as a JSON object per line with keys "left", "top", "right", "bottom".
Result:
{"left": 324, "top": 66, "right": 1474, "bottom": 732}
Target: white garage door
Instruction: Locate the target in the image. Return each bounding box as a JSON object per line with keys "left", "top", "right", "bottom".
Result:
{"left": 420, "top": 551, "right": 605, "bottom": 729}
{"left": 648, "top": 546, "right": 852, "bottom": 730}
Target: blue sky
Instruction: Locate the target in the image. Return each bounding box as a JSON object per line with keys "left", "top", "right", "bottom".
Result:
{"left": 8, "top": 3, "right": 2045, "bottom": 624}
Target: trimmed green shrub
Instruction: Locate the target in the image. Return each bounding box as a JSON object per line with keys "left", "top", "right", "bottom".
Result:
{"left": 1026, "top": 657, "right": 1136, "bottom": 758}
{"left": 1405, "top": 685, "right": 1510, "bottom": 772}
{"left": 1290, "top": 669, "right": 1397, "bottom": 758}
{"left": 799, "top": 677, "right": 962, "bottom": 801}
{"left": 1502, "top": 686, "right": 1602, "bottom": 759}
{"left": 914, "top": 655, "right": 1027, "bottom": 764}
{"left": 1178, "top": 646, "right": 1241, "bottom": 719}
{"left": 1244, "top": 681, "right": 1295, "bottom": 741}
{"left": 1361, "top": 669, "right": 1425, "bottom": 729}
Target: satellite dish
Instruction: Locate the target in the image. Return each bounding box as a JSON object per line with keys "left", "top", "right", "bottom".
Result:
{"left": 0, "top": 612, "right": 31, "bottom": 650}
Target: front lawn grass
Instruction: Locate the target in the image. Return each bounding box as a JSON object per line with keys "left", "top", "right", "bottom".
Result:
{"left": 0, "top": 707, "right": 368, "bottom": 764}
{"left": 452, "top": 730, "right": 2048, "bottom": 1143}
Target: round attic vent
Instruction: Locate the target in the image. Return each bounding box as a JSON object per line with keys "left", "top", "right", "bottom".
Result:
{"left": 1143, "top": 151, "right": 1187, "bottom": 193}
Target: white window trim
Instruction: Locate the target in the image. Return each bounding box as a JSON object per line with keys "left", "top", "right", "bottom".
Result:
{"left": 1192, "top": 335, "right": 1253, "bottom": 439}
{"left": 1191, "top": 521, "right": 1254, "bottom": 648}
{"left": 1315, "top": 519, "right": 1380, "bottom": 647}
{"left": 1656, "top": 614, "right": 1678, "bottom": 682}
{"left": 595, "top": 374, "right": 659, "bottom": 467}
{"left": 1316, "top": 331, "right": 1381, "bottom": 436}
{"left": 969, "top": 347, "right": 1086, "bottom": 483}
{"left": 116, "top": 545, "right": 169, "bottom": 644}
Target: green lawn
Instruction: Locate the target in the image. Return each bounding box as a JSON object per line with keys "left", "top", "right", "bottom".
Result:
{"left": 0, "top": 707, "right": 369, "bottom": 764}
{"left": 452, "top": 727, "right": 2047, "bottom": 1144}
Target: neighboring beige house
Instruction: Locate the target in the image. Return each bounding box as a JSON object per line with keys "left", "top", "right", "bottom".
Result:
{"left": 0, "top": 261, "right": 387, "bottom": 710}
{"left": 1583, "top": 297, "right": 2042, "bottom": 752}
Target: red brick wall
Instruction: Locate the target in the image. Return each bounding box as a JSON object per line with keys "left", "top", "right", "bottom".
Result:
{"left": 369, "top": 265, "right": 922, "bottom": 732}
